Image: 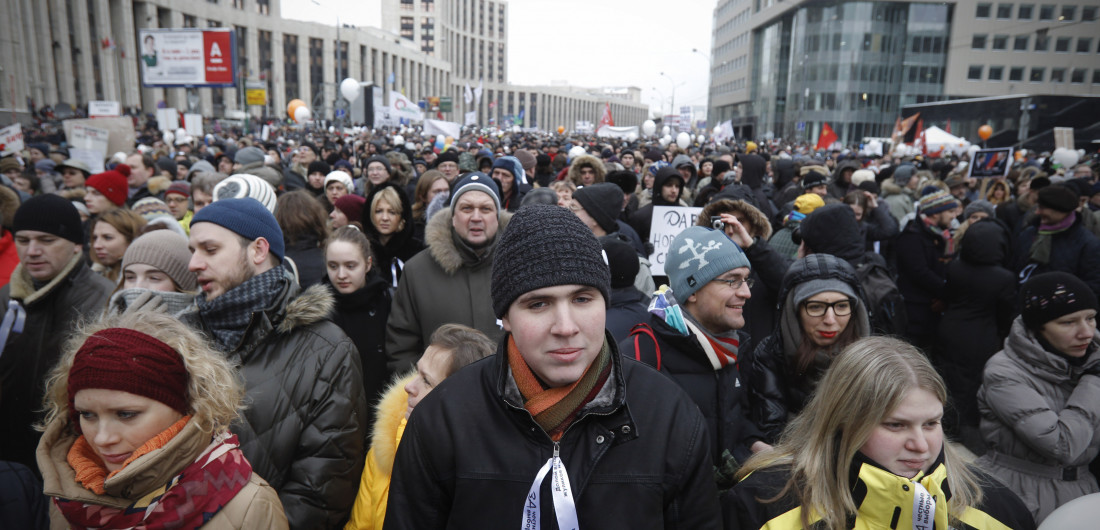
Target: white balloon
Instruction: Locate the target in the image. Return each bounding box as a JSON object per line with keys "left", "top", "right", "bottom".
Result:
{"left": 328, "top": 126, "right": 335, "bottom": 133}
{"left": 568, "top": 145, "right": 587, "bottom": 159}
{"left": 294, "top": 106, "right": 311, "bottom": 123}
{"left": 340, "top": 78, "right": 361, "bottom": 102}
{"left": 1051, "top": 147, "right": 1079, "bottom": 168}
{"left": 642, "top": 120, "right": 657, "bottom": 136}
{"left": 713, "top": 126, "right": 721, "bottom": 135}
{"left": 394, "top": 134, "right": 405, "bottom": 145}
{"left": 627, "top": 131, "right": 639, "bottom": 141}
{"left": 697, "top": 135, "right": 706, "bottom": 144}
{"left": 659, "top": 137, "right": 670, "bottom": 148}
{"left": 661, "top": 125, "right": 671, "bottom": 137}
{"left": 676, "top": 132, "right": 691, "bottom": 149}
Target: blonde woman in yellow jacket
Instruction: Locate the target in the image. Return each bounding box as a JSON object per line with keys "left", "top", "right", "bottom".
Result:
{"left": 345, "top": 324, "right": 495, "bottom": 530}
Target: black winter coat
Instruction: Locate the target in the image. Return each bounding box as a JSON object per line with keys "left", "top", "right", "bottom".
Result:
{"left": 283, "top": 233, "right": 326, "bottom": 288}
{"left": 619, "top": 315, "right": 762, "bottom": 466}
{"left": 385, "top": 334, "right": 722, "bottom": 529}
{"left": 937, "top": 221, "right": 1016, "bottom": 424}
{"left": 1013, "top": 214, "right": 1100, "bottom": 300}
{"left": 326, "top": 270, "right": 392, "bottom": 435}
{"left": 629, "top": 166, "right": 684, "bottom": 243}
{"left": 605, "top": 285, "right": 649, "bottom": 343}
{"left": 0, "top": 257, "right": 113, "bottom": 474}
{"left": 182, "top": 273, "right": 367, "bottom": 530}
{"left": 895, "top": 217, "right": 951, "bottom": 343}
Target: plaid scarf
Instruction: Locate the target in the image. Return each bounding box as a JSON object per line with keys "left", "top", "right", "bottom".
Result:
{"left": 508, "top": 335, "right": 612, "bottom": 441}
{"left": 922, "top": 215, "right": 955, "bottom": 257}
{"left": 55, "top": 430, "right": 252, "bottom": 530}
{"left": 197, "top": 267, "right": 286, "bottom": 352}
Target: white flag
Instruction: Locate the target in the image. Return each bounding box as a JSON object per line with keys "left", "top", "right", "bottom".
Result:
{"left": 464, "top": 111, "right": 477, "bottom": 126}
{"left": 474, "top": 79, "right": 483, "bottom": 105}
{"left": 390, "top": 91, "right": 424, "bottom": 122}
{"left": 464, "top": 83, "right": 473, "bottom": 105}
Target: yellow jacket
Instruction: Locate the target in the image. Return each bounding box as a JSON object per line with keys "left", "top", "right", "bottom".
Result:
{"left": 345, "top": 373, "right": 414, "bottom": 530}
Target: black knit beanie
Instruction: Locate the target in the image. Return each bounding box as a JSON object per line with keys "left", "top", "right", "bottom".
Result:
{"left": 573, "top": 183, "right": 623, "bottom": 234}
{"left": 491, "top": 203, "right": 611, "bottom": 318}
{"left": 13, "top": 194, "right": 83, "bottom": 244}
{"left": 599, "top": 236, "right": 639, "bottom": 289}
{"left": 1020, "top": 272, "right": 1099, "bottom": 331}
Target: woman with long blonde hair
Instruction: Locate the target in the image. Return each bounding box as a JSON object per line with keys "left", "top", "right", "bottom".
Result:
{"left": 36, "top": 311, "right": 287, "bottom": 529}
{"left": 724, "top": 336, "right": 1034, "bottom": 530}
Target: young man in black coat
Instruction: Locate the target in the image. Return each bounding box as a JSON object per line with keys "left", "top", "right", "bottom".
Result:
{"left": 386, "top": 204, "right": 720, "bottom": 529}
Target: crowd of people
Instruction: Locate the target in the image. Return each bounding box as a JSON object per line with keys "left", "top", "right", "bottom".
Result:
{"left": 0, "top": 118, "right": 1098, "bottom": 529}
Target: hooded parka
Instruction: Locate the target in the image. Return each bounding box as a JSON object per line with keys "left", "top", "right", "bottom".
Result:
{"left": 977, "top": 318, "right": 1100, "bottom": 523}
{"left": 362, "top": 181, "right": 425, "bottom": 288}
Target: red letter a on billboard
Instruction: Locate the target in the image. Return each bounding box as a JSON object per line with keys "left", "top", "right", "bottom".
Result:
{"left": 204, "top": 31, "right": 234, "bottom": 85}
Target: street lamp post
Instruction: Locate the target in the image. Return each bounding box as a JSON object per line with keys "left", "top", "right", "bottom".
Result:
{"left": 312, "top": 0, "right": 344, "bottom": 127}
{"left": 659, "top": 72, "right": 676, "bottom": 117}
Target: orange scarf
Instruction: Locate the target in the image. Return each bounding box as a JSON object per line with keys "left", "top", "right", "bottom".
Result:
{"left": 507, "top": 335, "right": 611, "bottom": 441}
{"left": 67, "top": 415, "right": 191, "bottom": 494}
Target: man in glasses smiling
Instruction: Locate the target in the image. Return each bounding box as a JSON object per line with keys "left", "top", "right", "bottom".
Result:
{"left": 622, "top": 225, "right": 769, "bottom": 487}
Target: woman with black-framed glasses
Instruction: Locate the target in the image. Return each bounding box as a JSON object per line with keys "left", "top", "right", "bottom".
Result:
{"left": 743, "top": 253, "right": 872, "bottom": 443}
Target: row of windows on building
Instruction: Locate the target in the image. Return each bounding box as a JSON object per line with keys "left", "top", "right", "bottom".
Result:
{"left": 715, "top": 32, "right": 750, "bottom": 57}
{"left": 714, "top": 7, "right": 751, "bottom": 35}
{"left": 713, "top": 55, "right": 748, "bottom": 77}
{"left": 203, "top": 0, "right": 271, "bottom": 14}
{"left": 967, "top": 65, "right": 1100, "bottom": 84}
{"left": 715, "top": 0, "right": 749, "bottom": 19}
{"left": 399, "top": 0, "right": 435, "bottom": 11}
{"left": 975, "top": 3, "right": 1098, "bottom": 21}
{"left": 714, "top": 78, "right": 748, "bottom": 95}
{"left": 972, "top": 33, "right": 1097, "bottom": 53}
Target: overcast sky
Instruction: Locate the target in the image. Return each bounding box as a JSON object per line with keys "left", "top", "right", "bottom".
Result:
{"left": 280, "top": 0, "right": 715, "bottom": 120}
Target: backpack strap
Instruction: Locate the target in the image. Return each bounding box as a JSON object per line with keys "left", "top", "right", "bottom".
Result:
{"left": 629, "top": 323, "right": 660, "bottom": 371}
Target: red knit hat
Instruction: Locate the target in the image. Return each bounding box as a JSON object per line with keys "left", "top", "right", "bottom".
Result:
{"left": 67, "top": 328, "right": 189, "bottom": 433}
{"left": 85, "top": 171, "right": 129, "bottom": 207}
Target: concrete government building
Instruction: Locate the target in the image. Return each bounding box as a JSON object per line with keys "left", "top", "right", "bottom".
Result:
{"left": 707, "top": 0, "right": 1100, "bottom": 145}
{"left": 0, "top": 0, "right": 647, "bottom": 131}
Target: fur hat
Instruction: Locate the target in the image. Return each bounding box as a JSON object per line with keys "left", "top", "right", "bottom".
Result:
{"left": 666, "top": 226, "right": 750, "bottom": 302}
{"left": 850, "top": 169, "right": 876, "bottom": 187}
{"left": 491, "top": 203, "right": 610, "bottom": 318}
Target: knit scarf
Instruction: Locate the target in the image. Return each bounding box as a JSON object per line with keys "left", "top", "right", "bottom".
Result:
{"left": 197, "top": 267, "right": 285, "bottom": 352}
{"left": 68, "top": 416, "right": 191, "bottom": 495}
{"left": 1029, "top": 211, "right": 1076, "bottom": 265}
{"left": 922, "top": 215, "right": 955, "bottom": 257}
{"left": 57, "top": 421, "right": 252, "bottom": 530}
{"left": 507, "top": 335, "right": 612, "bottom": 441}
{"left": 682, "top": 311, "right": 740, "bottom": 370}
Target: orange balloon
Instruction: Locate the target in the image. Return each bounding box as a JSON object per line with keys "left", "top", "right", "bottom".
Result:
{"left": 978, "top": 124, "right": 993, "bottom": 141}
{"left": 288, "top": 99, "right": 306, "bottom": 118}
{"left": 557, "top": 126, "right": 565, "bottom": 134}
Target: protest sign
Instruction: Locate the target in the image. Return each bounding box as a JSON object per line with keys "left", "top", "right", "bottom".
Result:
{"left": 648, "top": 205, "right": 703, "bottom": 276}
{"left": 69, "top": 123, "right": 110, "bottom": 173}
{"left": 0, "top": 123, "right": 24, "bottom": 155}
{"left": 967, "top": 148, "right": 1013, "bottom": 178}
{"left": 88, "top": 101, "right": 121, "bottom": 117}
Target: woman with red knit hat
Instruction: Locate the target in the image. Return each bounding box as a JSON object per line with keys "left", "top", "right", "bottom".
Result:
{"left": 36, "top": 311, "right": 288, "bottom": 529}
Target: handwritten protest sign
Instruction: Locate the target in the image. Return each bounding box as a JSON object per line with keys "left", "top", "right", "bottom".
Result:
{"left": 648, "top": 205, "right": 703, "bottom": 276}
{"left": 0, "top": 123, "right": 24, "bottom": 156}
{"left": 69, "top": 123, "right": 111, "bottom": 173}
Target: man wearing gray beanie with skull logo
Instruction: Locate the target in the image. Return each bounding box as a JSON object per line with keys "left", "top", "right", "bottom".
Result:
{"left": 385, "top": 203, "right": 720, "bottom": 529}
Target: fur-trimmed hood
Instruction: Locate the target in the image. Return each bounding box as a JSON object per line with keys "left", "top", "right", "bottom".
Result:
{"left": 423, "top": 206, "right": 513, "bottom": 275}
{"left": 370, "top": 373, "right": 416, "bottom": 476}
{"left": 8, "top": 253, "right": 83, "bottom": 305}
{"left": 277, "top": 282, "right": 335, "bottom": 333}
{"left": 699, "top": 199, "right": 773, "bottom": 240}
{"left": 567, "top": 154, "right": 607, "bottom": 187}
{"left": 147, "top": 175, "right": 173, "bottom": 197}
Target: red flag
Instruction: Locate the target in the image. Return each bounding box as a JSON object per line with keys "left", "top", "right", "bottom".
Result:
{"left": 945, "top": 119, "right": 951, "bottom": 135}
{"left": 599, "top": 102, "right": 614, "bottom": 129}
{"left": 815, "top": 123, "right": 838, "bottom": 151}
{"left": 914, "top": 119, "right": 925, "bottom": 155}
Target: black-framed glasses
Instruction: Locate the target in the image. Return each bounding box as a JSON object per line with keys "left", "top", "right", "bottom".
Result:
{"left": 802, "top": 299, "right": 854, "bottom": 317}
{"left": 711, "top": 277, "right": 754, "bottom": 290}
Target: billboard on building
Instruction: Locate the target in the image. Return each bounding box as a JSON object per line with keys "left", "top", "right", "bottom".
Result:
{"left": 138, "top": 28, "right": 237, "bottom": 88}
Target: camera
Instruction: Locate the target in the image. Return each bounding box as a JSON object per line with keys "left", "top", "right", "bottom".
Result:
{"left": 711, "top": 216, "right": 725, "bottom": 230}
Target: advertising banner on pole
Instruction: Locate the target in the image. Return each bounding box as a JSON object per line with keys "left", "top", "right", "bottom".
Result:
{"left": 138, "top": 28, "right": 237, "bottom": 87}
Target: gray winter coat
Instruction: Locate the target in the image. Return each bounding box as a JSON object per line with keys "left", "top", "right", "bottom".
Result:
{"left": 384, "top": 207, "right": 511, "bottom": 373}
{"left": 181, "top": 272, "right": 367, "bottom": 530}
{"left": 977, "top": 317, "right": 1100, "bottom": 523}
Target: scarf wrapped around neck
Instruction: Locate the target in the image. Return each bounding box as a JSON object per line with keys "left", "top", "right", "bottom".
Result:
{"left": 197, "top": 267, "right": 286, "bottom": 352}
{"left": 507, "top": 335, "right": 612, "bottom": 441}
{"left": 57, "top": 421, "right": 252, "bottom": 530}
{"left": 922, "top": 215, "right": 955, "bottom": 257}
{"left": 1029, "top": 211, "right": 1076, "bottom": 265}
